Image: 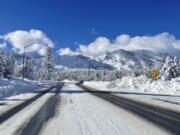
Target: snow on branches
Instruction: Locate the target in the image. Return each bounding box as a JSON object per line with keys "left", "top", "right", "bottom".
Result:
{"left": 160, "top": 56, "right": 180, "bottom": 80}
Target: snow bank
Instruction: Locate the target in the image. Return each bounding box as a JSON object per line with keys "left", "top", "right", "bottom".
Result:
{"left": 0, "top": 78, "right": 55, "bottom": 100}
{"left": 83, "top": 81, "right": 110, "bottom": 90}
{"left": 84, "top": 76, "right": 180, "bottom": 95}
{"left": 110, "top": 76, "right": 180, "bottom": 94}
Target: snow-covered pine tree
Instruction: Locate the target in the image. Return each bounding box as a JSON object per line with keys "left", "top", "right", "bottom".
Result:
{"left": 160, "top": 56, "right": 180, "bottom": 80}
{"left": 23, "top": 56, "right": 34, "bottom": 79}
{"left": 0, "top": 50, "right": 5, "bottom": 77}
{"left": 43, "top": 47, "right": 54, "bottom": 80}
{"left": 0, "top": 50, "right": 14, "bottom": 79}
{"left": 3, "top": 54, "right": 11, "bottom": 78}
{"left": 7, "top": 50, "right": 15, "bottom": 77}
{"left": 14, "top": 64, "right": 23, "bottom": 78}
{"left": 173, "top": 56, "right": 180, "bottom": 77}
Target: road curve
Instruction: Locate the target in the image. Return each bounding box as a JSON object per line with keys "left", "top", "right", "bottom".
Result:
{"left": 77, "top": 83, "right": 180, "bottom": 135}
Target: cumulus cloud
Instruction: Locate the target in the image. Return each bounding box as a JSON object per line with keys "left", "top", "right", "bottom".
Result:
{"left": 59, "top": 32, "right": 180, "bottom": 57}
{"left": 1, "top": 29, "right": 54, "bottom": 55}
{"left": 78, "top": 37, "right": 111, "bottom": 57}
{"left": 57, "top": 48, "right": 79, "bottom": 56}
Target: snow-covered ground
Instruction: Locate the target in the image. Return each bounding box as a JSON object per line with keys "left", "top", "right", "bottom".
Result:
{"left": 83, "top": 76, "right": 180, "bottom": 112}
{"left": 0, "top": 77, "right": 58, "bottom": 135}
{"left": 0, "top": 77, "right": 57, "bottom": 115}
{"left": 0, "top": 88, "right": 57, "bottom": 135}
{"left": 84, "top": 75, "right": 180, "bottom": 95}
{"left": 40, "top": 82, "right": 170, "bottom": 135}
{"left": 0, "top": 77, "right": 56, "bottom": 100}
{"left": 0, "top": 81, "right": 175, "bottom": 135}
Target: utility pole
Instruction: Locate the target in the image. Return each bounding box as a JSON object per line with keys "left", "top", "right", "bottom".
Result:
{"left": 22, "top": 47, "right": 25, "bottom": 79}
{"left": 88, "top": 64, "right": 91, "bottom": 80}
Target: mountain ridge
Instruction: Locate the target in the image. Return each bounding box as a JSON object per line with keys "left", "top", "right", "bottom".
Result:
{"left": 13, "top": 49, "right": 172, "bottom": 71}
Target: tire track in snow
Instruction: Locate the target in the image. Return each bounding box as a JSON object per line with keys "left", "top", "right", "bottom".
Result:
{"left": 0, "top": 85, "right": 58, "bottom": 124}
{"left": 78, "top": 83, "right": 180, "bottom": 134}
{"left": 15, "top": 84, "right": 63, "bottom": 135}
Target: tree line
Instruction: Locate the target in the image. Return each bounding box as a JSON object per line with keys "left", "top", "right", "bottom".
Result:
{"left": 0, "top": 47, "right": 179, "bottom": 81}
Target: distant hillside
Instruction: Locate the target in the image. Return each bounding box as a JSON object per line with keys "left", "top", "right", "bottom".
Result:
{"left": 13, "top": 49, "right": 173, "bottom": 71}
{"left": 14, "top": 54, "right": 114, "bottom": 70}
{"left": 97, "top": 49, "right": 169, "bottom": 71}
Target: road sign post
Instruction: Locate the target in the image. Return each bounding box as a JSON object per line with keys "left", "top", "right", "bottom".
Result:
{"left": 151, "top": 69, "right": 159, "bottom": 80}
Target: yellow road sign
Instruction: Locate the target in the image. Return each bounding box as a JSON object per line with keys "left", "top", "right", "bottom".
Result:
{"left": 151, "top": 69, "right": 159, "bottom": 80}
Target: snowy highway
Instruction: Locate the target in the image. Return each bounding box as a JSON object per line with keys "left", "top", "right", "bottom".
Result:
{"left": 0, "top": 81, "right": 178, "bottom": 135}
{"left": 78, "top": 83, "right": 180, "bottom": 134}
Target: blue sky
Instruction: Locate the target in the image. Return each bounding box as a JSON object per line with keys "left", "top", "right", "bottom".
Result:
{"left": 0, "top": 0, "right": 180, "bottom": 56}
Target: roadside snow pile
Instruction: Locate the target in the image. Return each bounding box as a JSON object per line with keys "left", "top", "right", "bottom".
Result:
{"left": 0, "top": 78, "right": 55, "bottom": 100}
{"left": 84, "top": 76, "right": 180, "bottom": 95}
{"left": 107, "top": 75, "right": 180, "bottom": 94}
{"left": 83, "top": 81, "right": 110, "bottom": 90}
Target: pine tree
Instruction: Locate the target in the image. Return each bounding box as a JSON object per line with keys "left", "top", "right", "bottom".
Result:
{"left": 0, "top": 51, "right": 13, "bottom": 79}
{"left": 160, "top": 56, "right": 180, "bottom": 80}
{"left": 3, "top": 55, "right": 11, "bottom": 78}
{"left": 43, "top": 47, "right": 54, "bottom": 80}
{"left": 0, "top": 51, "right": 5, "bottom": 77}
{"left": 23, "top": 56, "right": 34, "bottom": 79}
{"left": 7, "top": 50, "right": 15, "bottom": 77}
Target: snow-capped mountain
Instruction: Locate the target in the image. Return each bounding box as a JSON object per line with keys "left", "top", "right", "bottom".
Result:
{"left": 13, "top": 49, "right": 170, "bottom": 71}
{"left": 97, "top": 49, "right": 169, "bottom": 70}
{"left": 14, "top": 54, "right": 114, "bottom": 70}
{"left": 54, "top": 55, "right": 114, "bottom": 70}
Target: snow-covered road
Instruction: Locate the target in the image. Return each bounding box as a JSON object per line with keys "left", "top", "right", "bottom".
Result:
{"left": 0, "top": 81, "right": 173, "bottom": 135}
{"left": 41, "top": 82, "right": 170, "bottom": 135}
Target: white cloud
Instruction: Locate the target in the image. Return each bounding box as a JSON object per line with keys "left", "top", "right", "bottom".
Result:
{"left": 120, "top": 33, "right": 177, "bottom": 52}
{"left": 58, "top": 48, "right": 79, "bottom": 56}
{"left": 2, "top": 29, "right": 54, "bottom": 55}
{"left": 58, "top": 32, "right": 180, "bottom": 57}
{"left": 78, "top": 37, "right": 111, "bottom": 57}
